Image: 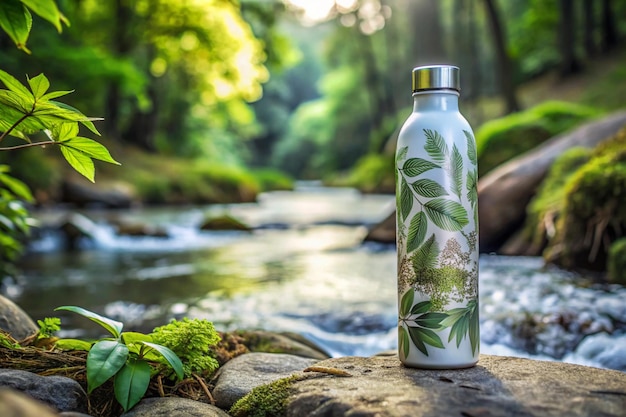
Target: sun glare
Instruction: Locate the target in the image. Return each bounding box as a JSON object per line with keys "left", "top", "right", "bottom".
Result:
{"left": 284, "top": 0, "right": 336, "bottom": 24}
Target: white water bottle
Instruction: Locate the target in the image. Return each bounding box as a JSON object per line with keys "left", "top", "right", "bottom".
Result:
{"left": 396, "top": 65, "right": 479, "bottom": 368}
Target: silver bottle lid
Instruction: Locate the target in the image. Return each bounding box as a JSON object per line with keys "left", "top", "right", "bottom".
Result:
{"left": 412, "top": 65, "right": 460, "bottom": 92}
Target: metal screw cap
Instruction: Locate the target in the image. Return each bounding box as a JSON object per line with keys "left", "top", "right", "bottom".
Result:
{"left": 412, "top": 65, "right": 460, "bottom": 92}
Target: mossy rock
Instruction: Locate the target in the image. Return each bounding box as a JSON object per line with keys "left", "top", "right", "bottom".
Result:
{"left": 476, "top": 101, "right": 600, "bottom": 176}
{"left": 229, "top": 375, "right": 300, "bottom": 417}
{"left": 200, "top": 214, "right": 251, "bottom": 231}
{"left": 544, "top": 127, "right": 626, "bottom": 271}
{"left": 607, "top": 238, "right": 626, "bottom": 285}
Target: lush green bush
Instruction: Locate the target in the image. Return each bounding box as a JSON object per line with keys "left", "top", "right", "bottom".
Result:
{"left": 476, "top": 101, "right": 600, "bottom": 176}
{"left": 544, "top": 127, "right": 626, "bottom": 271}
{"left": 251, "top": 168, "right": 294, "bottom": 192}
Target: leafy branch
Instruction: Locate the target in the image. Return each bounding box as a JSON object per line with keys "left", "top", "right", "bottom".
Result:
{"left": 0, "top": 70, "right": 119, "bottom": 182}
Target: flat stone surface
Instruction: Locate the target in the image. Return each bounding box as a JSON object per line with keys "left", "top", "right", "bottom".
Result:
{"left": 281, "top": 354, "right": 626, "bottom": 417}
{"left": 212, "top": 352, "right": 318, "bottom": 409}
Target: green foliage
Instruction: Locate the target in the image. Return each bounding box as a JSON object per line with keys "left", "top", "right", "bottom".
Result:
{"left": 252, "top": 168, "right": 294, "bottom": 192}
{"left": 151, "top": 318, "right": 221, "bottom": 379}
{"left": 36, "top": 317, "right": 60, "bottom": 339}
{"left": 328, "top": 153, "right": 395, "bottom": 193}
{"left": 0, "top": 0, "right": 68, "bottom": 53}
{"left": 607, "top": 238, "right": 626, "bottom": 285}
{"left": 230, "top": 375, "right": 299, "bottom": 417}
{"left": 55, "top": 306, "right": 184, "bottom": 412}
{"left": 0, "top": 165, "right": 34, "bottom": 277}
{"left": 476, "top": 101, "right": 600, "bottom": 176}
{"left": 0, "top": 71, "right": 119, "bottom": 183}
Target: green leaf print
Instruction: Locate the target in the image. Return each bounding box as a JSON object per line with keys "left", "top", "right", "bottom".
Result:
{"left": 424, "top": 199, "right": 469, "bottom": 231}
{"left": 399, "top": 326, "right": 410, "bottom": 360}
{"left": 466, "top": 170, "right": 478, "bottom": 208}
{"left": 440, "top": 300, "right": 480, "bottom": 355}
{"left": 411, "top": 179, "right": 448, "bottom": 198}
{"left": 406, "top": 212, "right": 427, "bottom": 253}
{"left": 411, "top": 234, "right": 439, "bottom": 272}
{"left": 451, "top": 144, "right": 463, "bottom": 200}
{"left": 414, "top": 312, "right": 448, "bottom": 329}
{"left": 408, "top": 326, "right": 445, "bottom": 356}
{"left": 400, "top": 177, "right": 413, "bottom": 221}
{"left": 464, "top": 130, "right": 477, "bottom": 166}
{"left": 397, "top": 146, "right": 409, "bottom": 163}
{"left": 402, "top": 158, "right": 439, "bottom": 177}
{"left": 410, "top": 300, "right": 432, "bottom": 316}
{"left": 424, "top": 129, "right": 448, "bottom": 165}
{"left": 400, "top": 289, "right": 414, "bottom": 318}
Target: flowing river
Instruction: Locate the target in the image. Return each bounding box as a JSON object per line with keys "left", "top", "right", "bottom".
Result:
{"left": 5, "top": 183, "right": 626, "bottom": 371}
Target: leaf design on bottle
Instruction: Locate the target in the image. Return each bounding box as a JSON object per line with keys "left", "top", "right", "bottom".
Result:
{"left": 411, "top": 179, "right": 448, "bottom": 198}
{"left": 396, "top": 146, "right": 409, "bottom": 163}
{"left": 424, "top": 129, "right": 448, "bottom": 165}
{"left": 424, "top": 198, "right": 469, "bottom": 231}
{"left": 401, "top": 158, "right": 439, "bottom": 177}
{"left": 407, "top": 326, "right": 445, "bottom": 356}
{"left": 400, "top": 177, "right": 413, "bottom": 221}
{"left": 412, "top": 234, "right": 439, "bottom": 272}
{"left": 399, "top": 326, "right": 410, "bottom": 360}
{"left": 399, "top": 289, "right": 414, "bottom": 318}
{"left": 406, "top": 212, "right": 427, "bottom": 253}
{"left": 439, "top": 299, "right": 479, "bottom": 355}
{"left": 464, "top": 130, "right": 477, "bottom": 166}
{"left": 466, "top": 169, "right": 478, "bottom": 208}
{"left": 451, "top": 144, "right": 463, "bottom": 200}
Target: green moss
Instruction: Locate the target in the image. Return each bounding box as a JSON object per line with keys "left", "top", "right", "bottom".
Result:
{"left": 545, "top": 129, "right": 626, "bottom": 270}
{"left": 522, "top": 147, "right": 592, "bottom": 252}
{"left": 200, "top": 214, "right": 251, "bottom": 231}
{"left": 476, "top": 101, "right": 600, "bottom": 176}
{"left": 252, "top": 168, "right": 294, "bottom": 192}
{"left": 229, "top": 375, "right": 299, "bottom": 417}
{"left": 608, "top": 238, "right": 626, "bottom": 285}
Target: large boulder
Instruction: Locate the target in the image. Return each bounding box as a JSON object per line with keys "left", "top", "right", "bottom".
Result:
{"left": 230, "top": 354, "right": 626, "bottom": 417}
{"left": 0, "top": 295, "right": 38, "bottom": 341}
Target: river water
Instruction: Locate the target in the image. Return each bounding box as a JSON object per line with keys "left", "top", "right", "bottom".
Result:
{"left": 5, "top": 184, "right": 626, "bottom": 371}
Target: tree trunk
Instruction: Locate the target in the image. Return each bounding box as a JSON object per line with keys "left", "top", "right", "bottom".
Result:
{"left": 482, "top": 0, "right": 520, "bottom": 113}
{"left": 558, "top": 0, "right": 582, "bottom": 77}
{"left": 409, "top": 0, "right": 446, "bottom": 64}
{"left": 582, "top": 0, "right": 596, "bottom": 57}
{"left": 600, "top": 0, "right": 618, "bottom": 52}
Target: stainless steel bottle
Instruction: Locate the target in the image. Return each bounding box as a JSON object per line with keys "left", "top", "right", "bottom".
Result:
{"left": 396, "top": 65, "right": 479, "bottom": 368}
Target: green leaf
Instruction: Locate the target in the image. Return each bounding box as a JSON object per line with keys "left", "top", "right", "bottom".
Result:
{"left": 0, "top": 172, "right": 33, "bottom": 202}
{"left": 423, "top": 129, "right": 448, "bottom": 165}
{"left": 464, "top": 130, "right": 477, "bottom": 166}
{"left": 450, "top": 315, "right": 469, "bottom": 348}
{"left": 54, "top": 338, "right": 93, "bottom": 351}
{"left": 0, "top": 1, "right": 32, "bottom": 53}
{"left": 0, "top": 87, "right": 34, "bottom": 112}
{"left": 27, "top": 73, "right": 49, "bottom": 99}
{"left": 424, "top": 199, "right": 468, "bottom": 231}
{"left": 0, "top": 69, "right": 32, "bottom": 99}
{"left": 407, "top": 325, "right": 428, "bottom": 356}
{"left": 61, "top": 137, "right": 120, "bottom": 165}
{"left": 55, "top": 306, "right": 123, "bottom": 338}
{"left": 398, "top": 326, "right": 409, "bottom": 360}
{"left": 450, "top": 144, "right": 463, "bottom": 199}
{"left": 19, "top": 0, "right": 64, "bottom": 32}
{"left": 415, "top": 312, "right": 448, "bottom": 329}
{"left": 60, "top": 145, "right": 95, "bottom": 182}
{"left": 50, "top": 122, "right": 79, "bottom": 141}
{"left": 50, "top": 101, "right": 100, "bottom": 135}
{"left": 399, "top": 289, "right": 414, "bottom": 318}
{"left": 402, "top": 158, "right": 439, "bottom": 177}
{"left": 439, "top": 308, "right": 466, "bottom": 328}
{"left": 399, "top": 177, "right": 412, "bottom": 222}
{"left": 40, "top": 89, "right": 73, "bottom": 101}
{"left": 87, "top": 340, "right": 129, "bottom": 393}
{"left": 121, "top": 332, "right": 153, "bottom": 346}
{"left": 396, "top": 146, "right": 408, "bottom": 163}
{"left": 411, "top": 179, "right": 448, "bottom": 198}
{"left": 469, "top": 309, "right": 479, "bottom": 356}
{"left": 143, "top": 341, "right": 184, "bottom": 381}
{"left": 466, "top": 170, "right": 478, "bottom": 207}
{"left": 410, "top": 300, "right": 432, "bottom": 316}
{"left": 114, "top": 359, "right": 151, "bottom": 412}
{"left": 406, "top": 211, "right": 427, "bottom": 253}
{"left": 412, "top": 234, "right": 439, "bottom": 273}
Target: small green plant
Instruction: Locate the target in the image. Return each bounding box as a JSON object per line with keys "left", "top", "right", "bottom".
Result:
{"left": 151, "top": 318, "right": 221, "bottom": 379}
{"left": 55, "top": 306, "right": 184, "bottom": 412}
{"left": 37, "top": 317, "right": 61, "bottom": 338}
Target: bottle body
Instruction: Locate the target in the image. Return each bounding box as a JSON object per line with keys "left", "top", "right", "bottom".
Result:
{"left": 396, "top": 90, "right": 479, "bottom": 369}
